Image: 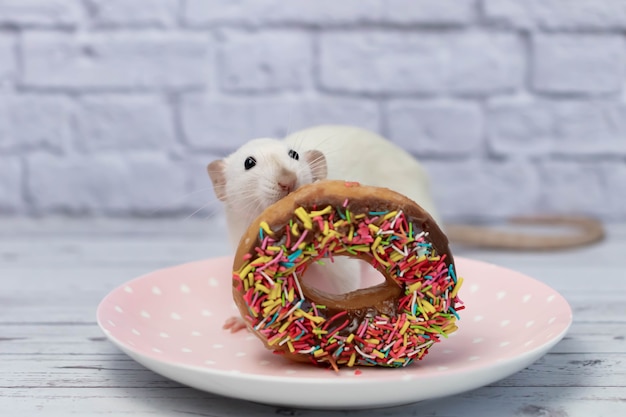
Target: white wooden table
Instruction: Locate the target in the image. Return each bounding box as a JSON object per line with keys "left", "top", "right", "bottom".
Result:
{"left": 1, "top": 217, "right": 625, "bottom": 416}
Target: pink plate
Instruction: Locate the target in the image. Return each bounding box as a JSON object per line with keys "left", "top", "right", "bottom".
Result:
{"left": 97, "top": 256, "right": 572, "bottom": 409}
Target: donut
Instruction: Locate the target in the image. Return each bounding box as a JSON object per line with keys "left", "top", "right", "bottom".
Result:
{"left": 232, "top": 180, "right": 464, "bottom": 369}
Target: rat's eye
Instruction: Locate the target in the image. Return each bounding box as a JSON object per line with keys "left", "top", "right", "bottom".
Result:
{"left": 288, "top": 149, "right": 299, "bottom": 161}
{"left": 244, "top": 156, "right": 256, "bottom": 170}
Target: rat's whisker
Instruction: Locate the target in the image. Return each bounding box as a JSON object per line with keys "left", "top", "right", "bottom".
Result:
{"left": 184, "top": 201, "right": 221, "bottom": 221}
{"left": 145, "top": 187, "right": 220, "bottom": 217}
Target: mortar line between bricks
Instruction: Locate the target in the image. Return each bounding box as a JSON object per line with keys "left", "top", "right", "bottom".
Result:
{"left": 475, "top": 96, "right": 492, "bottom": 159}
{"left": 378, "top": 100, "right": 388, "bottom": 138}
{"left": 14, "top": 86, "right": 207, "bottom": 95}
{"left": 179, "top": 22, "right": 476, "bottom": 32}
{"left": 79, "top": 23, "right": 189, "bottom": 32}
{"left": 167, "top": 92, "right": 188, "bottom": 149}
{"left": 475, "top": 0, "right": 488, "bottom": 24}
{"left": 535, "top": 27, "right": 626, "bottom": 36}
{"left": 19, "top": 155, "right": 32, "bottom": 215}
{"left": 529, "top": 90, "right": 626, "bottom": 100}
{"left": 9, "top": 28, "right": 21, "bottom": 88}
{"left": 174, "top": 0, "right": 185, "bottom": 28}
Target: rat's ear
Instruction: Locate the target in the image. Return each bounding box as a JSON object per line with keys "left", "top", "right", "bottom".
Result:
{"left": 304, "top": 150, "right": 327, "bottom": 182}
{"left": 207, "top": 160, "right": 227, "bottom": 201}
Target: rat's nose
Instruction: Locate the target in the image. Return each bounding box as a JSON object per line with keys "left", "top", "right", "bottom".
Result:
{"left": 277, "top": 169, "right": 297, "bottom": 193}
{"left": 278, "top": 179, "right": 296, "bottom": 193}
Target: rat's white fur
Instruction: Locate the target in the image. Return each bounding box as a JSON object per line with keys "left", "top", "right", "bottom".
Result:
{"left": 284, "top": 125, "right": 440, "bottom": 224}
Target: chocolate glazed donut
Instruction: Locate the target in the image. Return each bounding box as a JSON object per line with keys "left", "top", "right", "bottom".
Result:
{"left": 232, "top": 180, "right": 464, "bottom": 370}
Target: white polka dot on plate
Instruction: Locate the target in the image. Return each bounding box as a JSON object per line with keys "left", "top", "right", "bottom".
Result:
{"left": 473, "top": 337, "right": 483, "bottom": 344}
{"left": 201, "top": 310, "right": 212, "bottom": 317}
{"left": 473, "top": 315, "right": 484, "bottom": 322}
{"left": 152, "top": 286, "right": 162, "bottom": 295}
{"left": 171, "top": 312, "right": 182, "bottom": 320}
{"left": 140, "top": 310, "right": 151, "bottom": 319}
{"left": 180, "top": 284, "right": 191, "bottom": 293}
{"left": 500, "top": 341, "right": 510, "bottom": 347}
{"left": 285, "top": 369, "right": 297, "bottom": 375}
{"left": 526, "top": 320, "right": 535, "bottom": 328}
{"left": 131, "top": 328, "right": 141, "bottom": 336}
{"left": 524, "top": 340, "right": 534, "bottom": 347}
{"left": 182, "top": 348, "right": 192, "bottom": 353}
{"left": 469, "top": 284, "right": 479, "bottom": 293}
{"left": 152, "top": 347, "right": 162, "bottom": 353}
{"left": 213, "top": 344, "right": 223, "bottom": 349}
{"left": 523, "top": 294, "right": 532, "bottom": 303}
{"left": 259, "top": 360, "right": 270, "bottom": 366}
{"left": 124, "top": 286, "right": 133, "bottom": 293}
{"left": 547, "top": 294, "right": 555, "bottom": 303}
{"left": 235, "top": 352, "right": 246, "bottom": 357}
{"left": 191, "top": 331, "right": 202, "bottom": 337}
{"left": 245, "top": 335, "right": 257, "bottom": 341}
{"left": 107, "top": 320, "right": 116, "bottom": 327}
{"left": 205, "top": 360, "right": 215, "bottom": 366}
{"left": 548, "top": 317, "right": 557, "bottom": 324}
{"left": 496, "top": 291, "right": 506, "bottom": 300}
{"left": 500, "top": 319, "right": 510, "bottom": 327}
{"left": 159, "top": 332, "right": 170, "bottom": 338}
{"left": 208, "top": 277, "right": 219, "bottom": 287}
{"left": 469, "top": 356, "right": 480, "bottom": 361}
{"left": 114, "top": 305, "right": 123, "bottom": 313}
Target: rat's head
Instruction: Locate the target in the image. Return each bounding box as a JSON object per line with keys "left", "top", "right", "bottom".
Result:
{"left": 207, "top": 138, "right": 327, "bottom": 217}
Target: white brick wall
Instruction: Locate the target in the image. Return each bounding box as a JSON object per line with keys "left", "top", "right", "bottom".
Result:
{"left": 0, "top": 0, "right": 624, "bottom": 220}
{"left": 0, "top": 34, "right": 15, "bottom": 85}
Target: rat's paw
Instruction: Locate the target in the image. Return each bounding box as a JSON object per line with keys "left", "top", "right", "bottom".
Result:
{"left": 222, "top": 316, "right": 248, "bottom": 333}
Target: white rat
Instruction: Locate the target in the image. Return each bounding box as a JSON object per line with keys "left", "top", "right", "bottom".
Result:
{"left": 209, "top": 124, "right": 603, "bottom": 248}
{"left": 208, "top": 125, "right": 603, "bottom": 331}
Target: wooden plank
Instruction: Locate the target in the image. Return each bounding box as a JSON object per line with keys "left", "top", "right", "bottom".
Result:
{"left": 0, "top": 387, "right": 624, "bottom": 417}
{"left": 454, "top": 238, "right": 626, "bottom": 269}
{"left": 0, "top": 237, "right": 228, "bottom": 268}
{"left": 557, "top": 322, "right": 626, "bottom": 354}
{"left": 1, "top": 352, "right": 624, "bottom": 389}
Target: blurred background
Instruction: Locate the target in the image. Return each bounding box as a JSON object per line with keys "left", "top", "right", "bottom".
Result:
{"left": 0, "top": 0, "right": 625, "bottom": 222}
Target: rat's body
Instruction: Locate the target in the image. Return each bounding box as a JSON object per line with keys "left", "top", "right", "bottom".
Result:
{"left": 284, "top": 126, "right": 440, "bottom": 223}
{"left": 208, "top": 125, "right": 604, "bottom": 298}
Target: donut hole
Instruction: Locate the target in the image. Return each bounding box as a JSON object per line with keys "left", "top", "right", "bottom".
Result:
{"left": 300, "top": 258, "right": 386, "bottom": 295}
{"left": 357, "top": 260, "right": 387, "bottom": 289}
